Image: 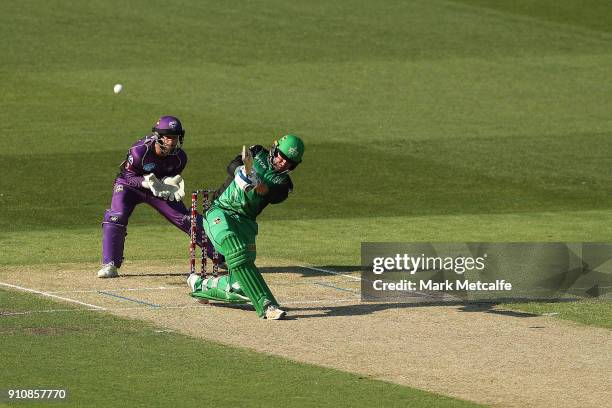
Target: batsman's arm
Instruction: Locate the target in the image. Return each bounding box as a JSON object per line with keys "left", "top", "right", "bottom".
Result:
{"left": 267, "top": 179, "right": 292, "bottom": 204}
{"left": 226, "top": 155, "right": 243, "bottom": 176}
{"left": 215, "top": 155, "right": 243, "bottom": 197}
{"left": 255, "top": 183, "right": 269, "bottom": 195}
{"left": 234, "top": 165, "right": 260, "bottom": 192}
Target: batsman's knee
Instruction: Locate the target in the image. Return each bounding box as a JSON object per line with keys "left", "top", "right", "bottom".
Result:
{"left": 220, "top": 234, "right": 256, "bottom": 269}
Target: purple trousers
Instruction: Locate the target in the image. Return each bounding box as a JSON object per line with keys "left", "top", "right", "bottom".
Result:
{"left": 102, "top": 183, "right": 218, "bottom": 267}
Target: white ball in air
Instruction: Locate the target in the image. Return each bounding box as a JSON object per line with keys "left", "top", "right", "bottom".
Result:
{"left": 113, "top": 84, "right": 123, "bottom": 94}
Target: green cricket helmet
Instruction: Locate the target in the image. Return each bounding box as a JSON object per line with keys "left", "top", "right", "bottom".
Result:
{"left": 270, "top": 134, "right": 305, "bottom": 171}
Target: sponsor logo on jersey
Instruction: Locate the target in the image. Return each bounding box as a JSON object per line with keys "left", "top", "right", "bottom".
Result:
{"left": 255, "top": 155, "right": 268, "bottom": 169}
{"left": 144, "top": 163, "right": 156, "bottom": 171}
{"left": 269, "top": 175, "right": 285, "bottom": 184}
{"left": 213, "top": 217, "right": 222, "bottom": 225}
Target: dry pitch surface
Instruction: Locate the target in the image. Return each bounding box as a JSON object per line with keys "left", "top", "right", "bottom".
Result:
{"left": 1, "top": 260, "right": 610, "bottom": 408}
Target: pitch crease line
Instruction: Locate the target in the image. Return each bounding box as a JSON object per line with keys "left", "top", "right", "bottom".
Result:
{"left": 299, "top": 265, "right": 438, "bottom": 299}
{"left": 48, "top": 286, "right": 182, "bottom": 294}
{"left": 313, "top": 281, "right": 359, "bottom": 294}
{"left": 0, "top": 298, "right": 359, "bottom": 316}
{"left": 298, "top": 265, "right": 361, "bottom": 281}
{"left": 0, "top": 282, "right": 106, "bottom": 310}
{"left": 98, "top": 291, "right": 161, "bottom": 308}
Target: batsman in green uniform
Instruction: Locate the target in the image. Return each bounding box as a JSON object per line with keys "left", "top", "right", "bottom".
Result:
{"left": 187, "top": 135, "right": 305, "bottom": 320}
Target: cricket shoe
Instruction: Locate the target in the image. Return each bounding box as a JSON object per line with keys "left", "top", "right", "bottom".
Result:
{"left": 187, "top": 274, "right": 209, "bottom": 304}
{"left": 97, "top": 262, "right": 119, "bottom": 278}
{"left": 187, "top": 273, "right": 199, "bottom": 292}
{"left": 264, "top": 304, "right": 286, "bottom": 320}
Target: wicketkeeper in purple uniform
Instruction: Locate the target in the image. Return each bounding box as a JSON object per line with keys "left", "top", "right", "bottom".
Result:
{"left": 98, "top": 115, "right": 219, "bottom": 278}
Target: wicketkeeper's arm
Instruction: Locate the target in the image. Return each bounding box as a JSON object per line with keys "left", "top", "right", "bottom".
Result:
{"left": 120, "top": 147, "right": 147, "bottom": 188}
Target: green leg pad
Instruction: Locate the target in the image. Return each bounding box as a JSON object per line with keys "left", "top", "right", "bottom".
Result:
{"left": 219, "top": 234, "right": 278, "bottom": 317}
{"left": 222, "top": 234, "right": 256, "bottom": 269}
{"left": 231, "top": 264, "right": 278, "bottom": 317}
{"left": 190, "top": 290, "right": 249, "bottom": 304}
{"left": 190, "top": 275, "right": 249, "bottom": 304}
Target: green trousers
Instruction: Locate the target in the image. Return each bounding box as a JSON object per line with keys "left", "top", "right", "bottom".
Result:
{"left": 193, "top": 205, "right": 279, "bottom": 317}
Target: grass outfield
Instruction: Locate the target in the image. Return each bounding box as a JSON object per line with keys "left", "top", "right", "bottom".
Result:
{"left": 0, "top": 289, "right": 481, "bottom": 408}
{"left": 1, "top": 0, "right": 610, "bottom": 321}
{"left": 505, "top": 299, "right": 612, "bottom": 329}
{"left": 2, "top": 0, "right": 612, "bottom": 233}
{"left": 0, "top": 0, "right": 611, "bottom": 402}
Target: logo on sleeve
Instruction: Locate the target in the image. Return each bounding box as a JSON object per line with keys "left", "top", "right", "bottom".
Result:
{"left": 128, "top": 155, "right": 134, "bottom": 165}
{"left": 143, "top": 163, "right": 156, "bottom": 171}
{"left": 114, "top": 184, "right": 124, "bottom": 193}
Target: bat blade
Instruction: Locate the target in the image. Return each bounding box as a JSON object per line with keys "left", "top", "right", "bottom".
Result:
{"left": 242, "top": 145, "right": 253, "bottom": 173}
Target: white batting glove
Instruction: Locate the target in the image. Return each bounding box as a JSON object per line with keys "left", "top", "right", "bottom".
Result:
{"left": 161, "top": 175, "right": 185, "bottom": 201}
{"left": 234, "top": 165, "right": 260, "bottom": 192}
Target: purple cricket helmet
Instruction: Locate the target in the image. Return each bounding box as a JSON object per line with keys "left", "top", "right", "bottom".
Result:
{"left": 152, "top": 115, "right": 185, "bottom": 154}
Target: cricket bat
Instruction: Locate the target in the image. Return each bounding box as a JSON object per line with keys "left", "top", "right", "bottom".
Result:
{"left": 242, "top": 145, "right": 253, "bottom": 173}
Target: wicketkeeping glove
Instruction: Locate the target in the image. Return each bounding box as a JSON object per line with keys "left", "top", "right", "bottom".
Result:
{"left": 234, "top": 165, "right": 260, "bottom": 192}
{"left": 161, "top": 175, "right": 185, "bottom": 201}
{"left": 142, "top": 174, "right": 171, "bottom": 200}
{"left": 142, "top": 173, "right": 162, "bottom": 194}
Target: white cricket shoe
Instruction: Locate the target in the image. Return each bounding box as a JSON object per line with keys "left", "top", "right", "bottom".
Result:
{"left": 187, "top": 273, "right": 199, "bottom": 292}
{"left": 264, "top": 304, "right": 286, "bottom": 320}
{"left": 97, "top": 262, "right": 119, "bottom": 278}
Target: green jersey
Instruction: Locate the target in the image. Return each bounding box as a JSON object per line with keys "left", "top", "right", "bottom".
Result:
{"left": 215, "top": 145, "right": 293, "bottom": 220}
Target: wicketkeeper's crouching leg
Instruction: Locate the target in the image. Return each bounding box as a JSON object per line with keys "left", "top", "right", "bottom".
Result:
{"left": 188, "top": 233, "right": 284, "bottom": 319}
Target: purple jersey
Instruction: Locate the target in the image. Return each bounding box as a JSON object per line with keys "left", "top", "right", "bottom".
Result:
{"left": 116, "top": 135, "right": 187, "bottom": 188}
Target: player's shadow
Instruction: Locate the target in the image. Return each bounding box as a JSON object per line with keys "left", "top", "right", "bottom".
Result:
{"left": 283, "top": 298, "right": 579, "bottom": 320}
{"left": 120, "top": 272, "right": 188, "bottom": 278}
{"left": 183, "top": 296, "right": 577, "bottom": 320}
{"left": 193, "top": 300, "right": 563, "bottom": 321}
{"left": 114, "top": 265, "right": 358, "bottom": 278}
{"left": 259, "top": 265, "right": 361, "bottom": 277}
